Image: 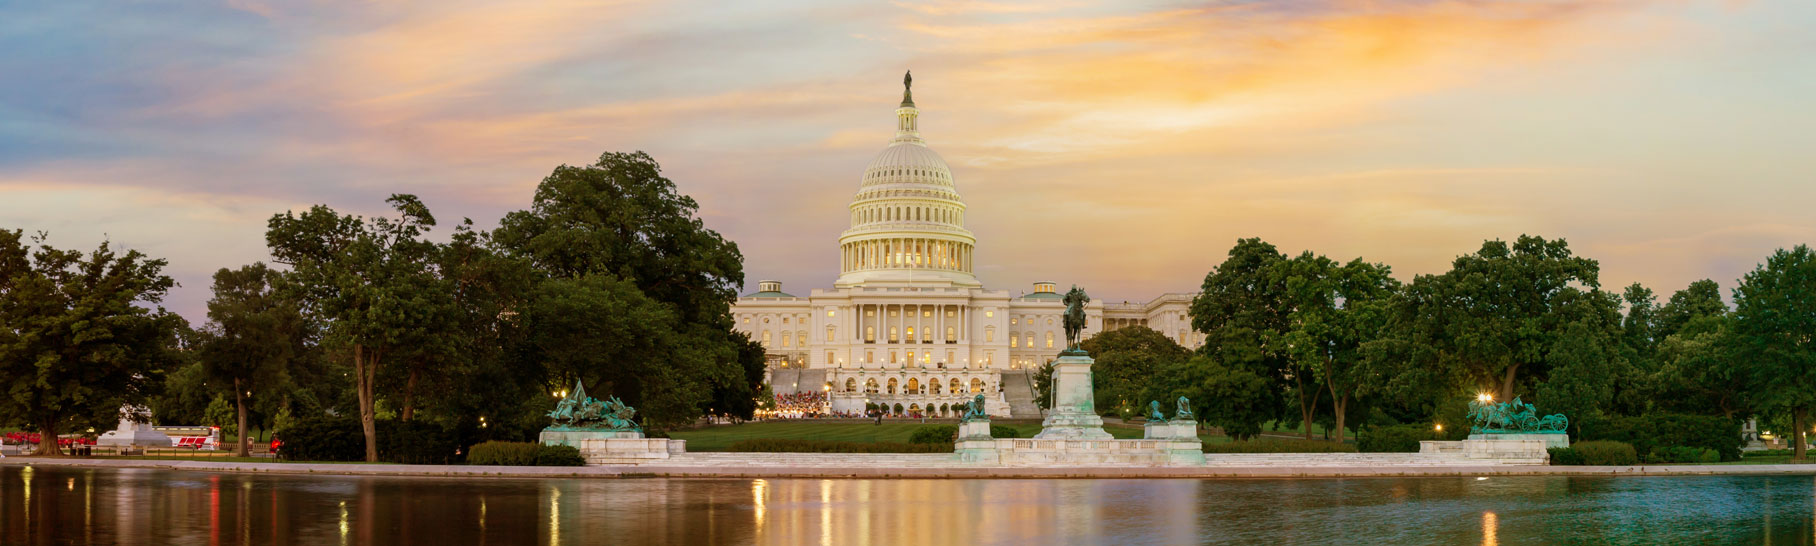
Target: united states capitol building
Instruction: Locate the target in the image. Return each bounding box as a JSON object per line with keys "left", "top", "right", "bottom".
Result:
{"left": 734, "top": 73, "right": 1203, "bottom": 418}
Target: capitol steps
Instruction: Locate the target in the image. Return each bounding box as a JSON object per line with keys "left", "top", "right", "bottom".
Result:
{"left": 998, "top": 371, "right": 1043, "bottom": 418}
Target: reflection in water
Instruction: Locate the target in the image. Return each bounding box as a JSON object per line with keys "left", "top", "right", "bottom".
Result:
{"left": 0, "top": 465, "right": 1812, "bottom": 545}
{"left": 1483, "top": 511, "right": 1497, "bottom": 546}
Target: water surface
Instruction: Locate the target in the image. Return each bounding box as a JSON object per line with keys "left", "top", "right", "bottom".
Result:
{"left": 0, "top": 465, "right": 1810, "bottom": 545}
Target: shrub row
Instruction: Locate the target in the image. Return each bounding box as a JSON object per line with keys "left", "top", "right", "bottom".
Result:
{"left": 908, "top": 424, "right": 1021, "bottom": 444}
{"left": 276, "top": 417, "right": 464, "bottom": 464}
{"left": 467, "top": 441, "right": 585, "bottom": 466}
{"left": 1646, "top": 446, "right": 1719, "bottom": 464}
{"left": 1357, "top": 424, "right": 1437, "bottom": 453}
{"left": 1548, "top": 440, "right": 1638, "bottom": 465}
{"left": 1203, "top": 439, "right": 1357, "bottom": 454}
{"left": 909, "top": 425, "right": 958, "bottom": 444}
{"left": 1577, "top": 413, "right": 1742, "bottom": 462}
{"left": 727, "top": 439, "right": 953, "bottom": 453}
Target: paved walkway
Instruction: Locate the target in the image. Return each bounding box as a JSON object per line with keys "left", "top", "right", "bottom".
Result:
{"left": 5, "top": 456, "right": 1814, "bottom": 479}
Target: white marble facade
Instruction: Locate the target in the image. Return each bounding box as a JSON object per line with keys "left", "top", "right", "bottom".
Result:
{"left": 734, "top": 74, "right": 1202, "bottom": 417}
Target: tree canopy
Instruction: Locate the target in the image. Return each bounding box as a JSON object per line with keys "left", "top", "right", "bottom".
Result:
{"left": 0, "top": 230, "right": 182, "bottom": 455}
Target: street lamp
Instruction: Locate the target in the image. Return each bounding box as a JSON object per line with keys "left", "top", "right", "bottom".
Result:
{"left": 1476, "top": 393, "right": 1493, "bottom": 403}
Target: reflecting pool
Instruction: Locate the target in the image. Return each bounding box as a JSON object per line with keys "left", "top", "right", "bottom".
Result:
{"left": 0, "top": 465, "right": 1811, "bottom": 545}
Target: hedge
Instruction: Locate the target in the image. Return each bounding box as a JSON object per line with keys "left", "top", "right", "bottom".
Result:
{"left": 990, "top": 425, "right": 1020, "bottom": 439}
{"left": 1203, "top": 439, "right": 1357, "bottom": 454}
{"left": 1547, "top": 447, "right": 1585, "bottom": 466}
{"left": 1358, "top": 424, "right": 1434, "bottom": 453}
{"left": 727, "top": 439, "right": 953, "bottom": 453}
{"left": 1572, "top": 440, "right": 1638, "bottom": 465}
{"left": 1577, "top": 413, "right": 1742, "bottom": 462}
{"left": 910, "top": 425, "right": 958, "bottom": 444}
{"left": 276, "top": 416, "right": 463, "bottom": 464}
{"left": 1645, "top": 446, "right": 1719, "bottom": 464}
{"left": 466, "top": 441, "right": 586, "bottom": 466}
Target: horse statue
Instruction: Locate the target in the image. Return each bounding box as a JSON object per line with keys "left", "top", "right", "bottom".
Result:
{"left": 546, "top": 380, "right": 643, "bottom": 432}
{"left": 1174, "top": 396, "right": 1194, "bottom": 421}
{"left": 962, "top": 394, "right": 989, "bottom": 422}
{"left": 1062, "top": 286, "right": 1091, "bottom": 354}
{"left": 1468, "top": 395, "right": 1567, "bottom": 434}
{"left": 1148, "top": 400, "right": 1165, "bottom": 422}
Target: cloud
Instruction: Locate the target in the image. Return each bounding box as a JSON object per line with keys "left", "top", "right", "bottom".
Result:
{"left": 2, "top": 0, "right": 1811, "bottom": 318}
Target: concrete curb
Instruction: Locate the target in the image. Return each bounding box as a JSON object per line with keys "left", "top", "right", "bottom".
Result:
{"left": 6, "top": 457, "right": 1815, "bottom": 480}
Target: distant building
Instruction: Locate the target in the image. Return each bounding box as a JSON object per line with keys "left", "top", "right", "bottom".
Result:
{"left": 733, "top": 73, "right": 1202, "bottom": 418}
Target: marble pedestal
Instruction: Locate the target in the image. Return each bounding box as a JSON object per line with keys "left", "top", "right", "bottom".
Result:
{"left": 1033, "top": 354, "right": 1112, "bottom": 440}
{"left": 1417, "top": 433, "right": 1563, "bottom": 464}
{"left": 541, "top": 429, "right": 687, "bottom": 464}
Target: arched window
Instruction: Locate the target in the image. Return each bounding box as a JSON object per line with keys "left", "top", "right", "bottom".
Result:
{"left": 1011, "top": 335, "right": 1019, "bottom": 348}
{"left": 866, "top": 326, "right": 875, "bottom": 342}
{"left": 762, "top": 331, "right": 771, "bottom": 347}
{"left": 931, "top": 381, "right": 942, "bottom": 395}
{"left": 945, "top": 327, "right": 955, "bottom": 343}
{"left": 1025, "top": 335, "right": 1033, "bottom": 349}
{"left": 1046, "top": 332, "right": 1054, "bottom": 348}
{"left": 865, "top": 379, "right": 879, "bottom": 393}
{"left": 970, "top": 378, "right": 984, "bottom": 394}
{"left": 906, "top": 378, "right": 920, "bottom": 394}
{"left": 845, "top": 378, "right": 857, "bottom": 392}
{"left": 887, "top": 378, "right": 898, "bottom": 394}
{"left": 889, "top": 327, "right": 899, "bottom": 342}
{"left": 950, "top": 378, "right": 962, "bottom": 393}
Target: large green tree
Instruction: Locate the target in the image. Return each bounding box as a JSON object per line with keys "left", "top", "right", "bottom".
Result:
{"left": 196, "top": 263, "right": 304, "bottom": 456}
{"left": 1275, "top": 253, "right": 1399, "bottom": 442}
{"left": 1390, "top": 235, "right": 1614, "bottom": 402}
{"left": 0, "top": 230, "right": 182, "bottom": 455}
{"left": 1189, "top": 238, "right": 1294, "bottom": 433}
{"left": 1080, "top": 326, "right": 1190, "bottom": 419}
{"left": 1149, "top": 355, "right": 1272, "bottom": 440}
{"left": 1657, "top": 279, "right": 1726, "bottom": 339}
{"left": 266, "top": 195, "right": 442, "bottom": 461}
{"left": 1733, "top": 245, "right": 1816, "bottom": 459}
{"left": 492, "top": 151, "right": 749, "bottom": 428}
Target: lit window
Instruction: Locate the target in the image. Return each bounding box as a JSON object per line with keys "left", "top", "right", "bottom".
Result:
{"left": 986, "top": 311, "right": 994, "bottom": 318}
{"left": 1011, "top": 336, "right": 1019, "bottom": 348}
{"left": 782, "top": 334, "right": 792, "bottom": 347}
{"left": 1046, "top": 332, "right": 1054, "bottom": 348}
{"left": 827, "top": 309, "right": 835, "bottom": 317}
{"left": 1011, "top": 318, "right": 1018, "bottom": 326}
{"left": 866, "top": 326, "right": 875, "bottom": 342}
{"left": 762, "top": 331, "right": 772, "bottom": 346}
{"left": 890, "top": 327, "right": 899, "bottom": 342}
{"left": 986, "top": 328, "right": 995, "bottom": 342}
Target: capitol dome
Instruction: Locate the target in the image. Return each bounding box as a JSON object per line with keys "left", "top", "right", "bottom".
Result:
{"left": 834, "top": 71, "right": 980, "bottom": 289}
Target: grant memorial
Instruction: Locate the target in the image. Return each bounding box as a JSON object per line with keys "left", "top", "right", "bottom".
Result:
{"left": 957, "top": 286, "right": 1206, "bottom": 466}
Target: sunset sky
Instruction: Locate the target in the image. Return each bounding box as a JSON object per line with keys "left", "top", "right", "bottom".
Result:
{"left": 3, "top": 0, "right": 1813, "bottom": 320}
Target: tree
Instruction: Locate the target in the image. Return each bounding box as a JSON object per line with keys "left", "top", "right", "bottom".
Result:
{"left": 1032, "top": 360, "right": 1056, "bottom": 411}
{"left": 1651, "top": 314, "right": 1749, "bottom": 418}
{"left": 266, "top": 195, "right": 441, "bottom": 462}
{"left": 493, "top": 151, "right": 747, "bottom": 428}
{"left": 0, "top": 230, "right": 181, "bottom": 455}
{"left": 1733, "top": 245, "right": 1816, "bottom": 460}
{"left": 1190, "top": 238, "right": 1294, "bottom": 434}
{"left": 1080, "top": 326, "right": 1189, "bottom": 418}
{"left": 196, "top": 262, "right": 304, "bottom": 456}
{"left": 1150, "top": 356, "right": 1271, "bottom": 440}
{"left": 1275, "top": 254, "right": 1399, "bottom": 442}
{"left": 1391, "top": 235, "right": 1612, "bottom": 401}
{"left": 1656, "top": 279, "right": 1726, "bottom": 339}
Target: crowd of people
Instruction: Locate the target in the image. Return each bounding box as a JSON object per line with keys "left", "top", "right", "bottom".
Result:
{"left": 770, "top": 391, "right": 830, "bottom": 418}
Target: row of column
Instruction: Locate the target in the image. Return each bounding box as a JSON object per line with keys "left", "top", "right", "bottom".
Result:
{"left": 855, "top": 303, "right": 966, "bottom": 348}
{"left": 842, "top": 238, "right": 971, "bottom": 273}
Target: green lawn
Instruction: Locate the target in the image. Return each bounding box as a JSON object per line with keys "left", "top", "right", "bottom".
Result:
{"left": 671, "top": 420, "right": 1203, "bottom": 451}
